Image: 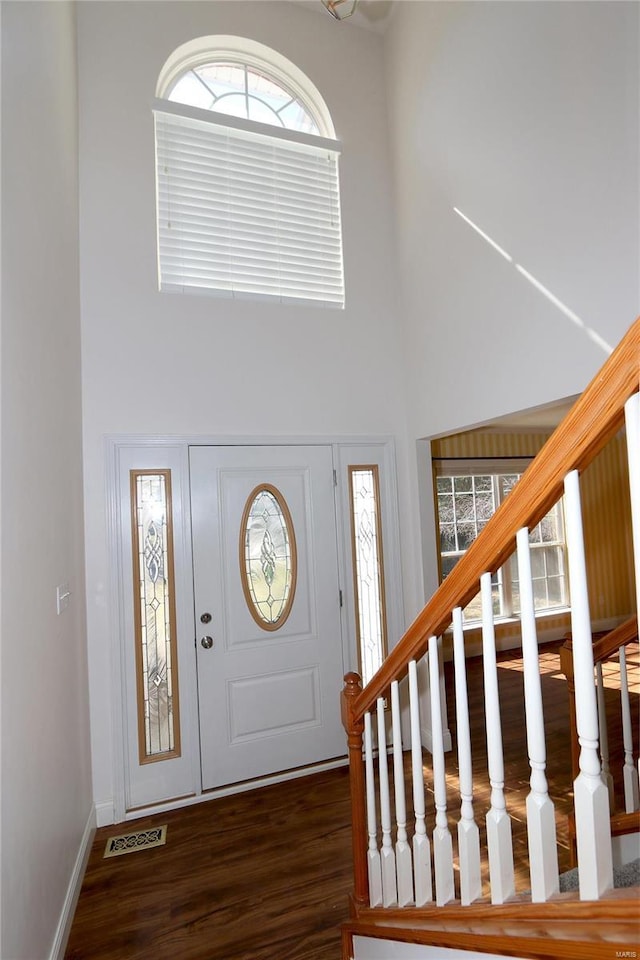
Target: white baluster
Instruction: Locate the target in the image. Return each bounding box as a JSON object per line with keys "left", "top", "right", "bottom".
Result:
{"left": 516, "top": 528, "right": 559, "bottom": 902}
{"left": 595, "top": 661, "right": 615, "bottom": 808}
{"left": 480, "top": 572, "right": 515, "bottom": 904}
{"left": 619, "top": 646, "right": 640, "bottom": 813}
{"left": 428, "top": 636, "right": 455, "bottom": 906}
{"left": 452, "top": 607, "right": 481, "bottom": 905}
{"left": 391, "top": 680, "right": 413, "bottom": 905}
{"left": 564, "top": 469, "right": 613, "bottom": 899}
{"left": 624, "top": 394, "right": 640, "bottom": 618}
{"left": 408, "top": 659, "right": 433, "bottom": 906}
{"left": 623, "top": 391, "right": 640, "bottom": 814}
{"left": 364, "top": 711, "right": 383, "bottom": 906}
{"left": 377, "top": 697, "right": 397, "bottom": 906}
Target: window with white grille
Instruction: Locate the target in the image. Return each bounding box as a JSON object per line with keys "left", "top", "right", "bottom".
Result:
{"left": 434, "top": 461, "right": 569, "bottom": 622}
{"left": 154, "top": 42, "right": 344, "bottom": 307}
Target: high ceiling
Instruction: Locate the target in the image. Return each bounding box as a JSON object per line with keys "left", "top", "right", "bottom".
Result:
{"left": 297, "top": 0, "right": 395, "bottom": 32}
{"left": 351, "top": 1, "right": 394, "bottom": 28}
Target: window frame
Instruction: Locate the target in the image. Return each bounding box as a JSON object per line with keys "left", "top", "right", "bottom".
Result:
{"left": 156, "top": 36, "right": 336, "bottom": 139}
{"left": 129, "top": 468, "right": 181, "bottom": 765}
{"left": 154, "top": 37, "right": 344, "bottom": 307}
{"left": 347, "top": 464, "right": 389, "bottom": 686}
{"left": 434, "top": 458, "right": 570, "bottom": 625}
{"left": 165, "top": 61, "right": 321, "bottom": 136}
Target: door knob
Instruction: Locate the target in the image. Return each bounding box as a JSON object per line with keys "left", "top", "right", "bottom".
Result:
{"left": 200, "top": 635, "right": 214, "bottom": 649}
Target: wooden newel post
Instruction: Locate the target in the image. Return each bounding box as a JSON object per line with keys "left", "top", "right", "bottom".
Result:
{"left": 341, "top": 671, "right": 368, "bottom": 910}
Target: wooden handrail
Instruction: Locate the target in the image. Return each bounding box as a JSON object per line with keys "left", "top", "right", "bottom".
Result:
{"left": 592, "top": 615, "right": 638, "bottom": 664}
{"left": 561, "top": 615, "right": 638, "bottom": 671}
{"left": 353, "top": 316, "right": 640, "bottom": 721}
{"left": 342, "top": 896, "right": 640, "bottom": 960}
{"left": 560, "top": 614, "right": 638, "bottom": 795}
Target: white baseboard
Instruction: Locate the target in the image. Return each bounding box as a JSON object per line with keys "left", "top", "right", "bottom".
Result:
{"left": 354, "top": 934, "right": 516, "bottom": 958}
{"left": 443, "top": 614, "right": 630, "bottom": 662}
{"left": 49, "top": 805, "right": 96, "bottom": 960}
{"left": 612, "top": 831, "right": 640, "bottom": 869}
{"left": 421, "top": 723, "right": 452, "bottom": 754}
{"left": 123, "top": 755, "right": 349, "bottom": 822}
{"left": 92, "top": 758, "right": 350, "bottom": 828}
{"left": 95, "top": 799, "right": 115, "bottom": 827}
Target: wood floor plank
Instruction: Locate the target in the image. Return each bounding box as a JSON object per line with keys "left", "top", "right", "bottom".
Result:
{"left": 65, "top": 766, "right": 354, "bottom": 960}
{"left": 65, "top": 642, "right": 638, "bottom": 959}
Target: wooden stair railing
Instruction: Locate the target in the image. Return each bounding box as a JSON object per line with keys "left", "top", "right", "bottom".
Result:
{"left": 349, "top": 318, "right": 639, "bottom": 717}
{"left": 342, "top": 898, "right": 640, "bottom": 960}
{"left": 341, "top": 316, "right": 640, "bottom": 954}
{"left": 560, "top": 615, "right": 638, "bottom": 787}
{"left": 560, "top": 615, "right": 640, "bottom": 865}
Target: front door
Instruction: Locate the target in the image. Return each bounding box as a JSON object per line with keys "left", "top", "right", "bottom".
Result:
{"left": 189, "top": 445, "right": 346, "bottom": 790}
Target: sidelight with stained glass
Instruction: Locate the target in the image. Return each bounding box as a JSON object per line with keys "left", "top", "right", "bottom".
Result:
{"left": 349, "top": 466, "right": 388, "bottom": 685}
{"left": 131, "top": 470, "right": 181, "bottom": 763}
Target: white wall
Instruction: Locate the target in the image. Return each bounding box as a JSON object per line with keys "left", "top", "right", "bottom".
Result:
{"left": 77, "top": 0, "right": 639, "bottom": 822}
{"left": 384, "top": 0, "right": 639, "bottom": 594}
{"left": 386, "top": 0, "right": 639, "bottom": 441}
{"left": 1, "top": 3, "right": 92, "bottom": 958}
{"left": 354, "top": 936, "right": 521, "bottom": 960}
{"left": 0, "top": 0, "right": 632, "bottom": 948}
{"left": 76, "top": 1, "right": 413, "bottom": 818}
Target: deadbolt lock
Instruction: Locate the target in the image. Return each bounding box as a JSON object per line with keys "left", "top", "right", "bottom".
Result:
{"left": 200, "top": 612, "right": 212, "bottom": 624}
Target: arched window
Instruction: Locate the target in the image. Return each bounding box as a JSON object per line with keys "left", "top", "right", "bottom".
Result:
{"left": 154, "top": 37, "right": 344, "bottom": 307}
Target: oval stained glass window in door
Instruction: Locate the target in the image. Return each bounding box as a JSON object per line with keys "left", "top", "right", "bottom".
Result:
{"left": 240, "top": 484, "right": 297, "bottom": 630}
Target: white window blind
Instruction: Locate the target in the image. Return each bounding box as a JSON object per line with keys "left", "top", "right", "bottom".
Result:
{"left": 154, "top": 109, "right": 345, "bottom": 306}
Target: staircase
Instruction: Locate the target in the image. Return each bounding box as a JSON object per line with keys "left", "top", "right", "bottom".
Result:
{"left": 560, "top": 615, "right": 640, "bottom": 871}
{"left": 340, "top": 317, "right": 640, "bottom": 958}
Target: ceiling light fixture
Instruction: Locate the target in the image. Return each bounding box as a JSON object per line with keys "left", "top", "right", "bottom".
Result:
{"left": 321, "top": 0, "right": 358, "bottom": 20}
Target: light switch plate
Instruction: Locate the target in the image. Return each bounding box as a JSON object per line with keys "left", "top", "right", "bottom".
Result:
{"left": 56, "top": 584, "right": 71, "bottom": 615}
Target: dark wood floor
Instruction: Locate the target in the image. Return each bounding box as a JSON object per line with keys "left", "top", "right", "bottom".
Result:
{"left": 65, "top": 766, "right": 354, "bottom": 960}
{"left": 65, "top": 641, "right": 638, "bottom": 960}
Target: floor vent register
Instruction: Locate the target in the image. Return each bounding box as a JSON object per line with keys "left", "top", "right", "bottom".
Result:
{"left": 103, "top": 825, "right": 168, "bottom": 859}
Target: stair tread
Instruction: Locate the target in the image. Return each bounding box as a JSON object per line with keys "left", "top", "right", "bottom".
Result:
{"left": 345, "top": 895, "right": 640, "bottom": 959}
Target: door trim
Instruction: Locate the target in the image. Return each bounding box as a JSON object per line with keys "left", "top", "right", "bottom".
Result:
{"left": 105, "top": 434, "right": 404, "bottom": 821}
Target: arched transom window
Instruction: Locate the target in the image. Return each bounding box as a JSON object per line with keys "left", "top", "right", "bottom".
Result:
{"left": 167, "top": 62, "right": 320, "bottom": 135}
{"left": 154, "top": 37, "right": 344, "bottom": 307}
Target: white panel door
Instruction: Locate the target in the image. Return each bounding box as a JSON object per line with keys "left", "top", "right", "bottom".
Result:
{"left": 189, "top": 445, "right": 346, "bottom": 790}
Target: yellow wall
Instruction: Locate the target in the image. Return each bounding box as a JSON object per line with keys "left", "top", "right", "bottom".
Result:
{"left": 581, "top": 432, "right": 635, "bottom": 621}
{"left": 431, "top": 428, "right": 634, "bottom": 654}
{"left": 431, "top": 430, "right": 553, "bottom": 460}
